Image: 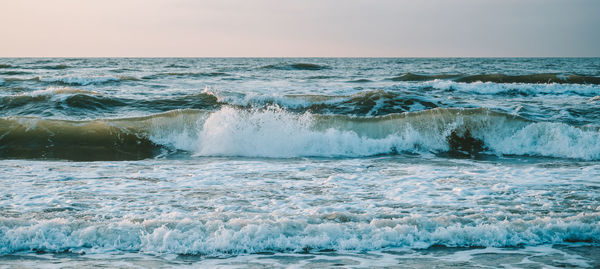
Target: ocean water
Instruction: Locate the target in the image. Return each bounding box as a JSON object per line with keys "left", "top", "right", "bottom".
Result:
{"left": 0, "top": 58, "right": 599, "bottom": 268}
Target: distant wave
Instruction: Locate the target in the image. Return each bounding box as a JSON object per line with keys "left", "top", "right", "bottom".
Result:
{"left": 389, "top": 73, "right": 600, "bottom": 85}
{"left": 164, "top": 63, "right": 190, "bottom": 68}
{"left": 457, "top": 73, "right": 600, "bottom": 84}
{"left": 347, "top": 79, "right": 372, "bottom": 83}
{"left": 2, "top": 76, "right": 139, "bottom": 86}
{"left": 0, "top": 214, "right": 597, "bottom": 255}
{"left": 2, "top": 86, "right": 599, "bottom": 120}
{"left": 109, "top": 68, "right": 140, "bottom": 73}
{"left": 390, "top": 73, "right": 461, "bottom": 81}
{"left": 0, "top": 88, "right": 438, "bottom": 117}
{"left": 40, "top": 75, "right": 140, "bottom": 85}
{"left": 0, "top": 87, "right": 219, "bottom": 117}
{"left": 0, "top": 88, "right": 111, "bottom": 115}
{"left": 28, "top": 87, "right": 100, "bottom": 96}
{"left": 207, "top": 89, "right": 439, "bottom": 116}
{"left": 33, "top": 64, "right": 70, "bottom": 70}
{"left": 0, "top": 71, "right": 31, "bottom": 75}
{"left": 306, "top": 75, "right": 337, "bottom": 79}
{"left": 0, "top": 64, "right": 70, "bottom": 70}
{"left": 261, "top": 63, "right": 330, "bottom": 71}
{"left": 142, "top": 72, "right": 228, "bottom": 80}
{"left": 424, "top": 80, "right": 600, "bottom": 96}
{"left": 1, "top": 107, "right": 598, "bottom": 161}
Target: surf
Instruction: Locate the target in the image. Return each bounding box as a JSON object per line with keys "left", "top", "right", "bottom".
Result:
{"left": 390, "top": 72, "right": 600, "bottom": 85}
{"left": 1, "top": 107, "right": 598, "bottom": 161}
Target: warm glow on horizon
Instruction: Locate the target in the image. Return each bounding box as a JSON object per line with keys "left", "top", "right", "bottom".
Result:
{"left": 1, "top": 0, "right": 599, "bottom": 57}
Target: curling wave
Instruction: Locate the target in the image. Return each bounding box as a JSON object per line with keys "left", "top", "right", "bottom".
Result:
{"left": 1, "top": 107, "right": 599, "bottom": 161}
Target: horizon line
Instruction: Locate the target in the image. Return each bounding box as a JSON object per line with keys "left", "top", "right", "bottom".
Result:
{"left": 2, "top": 56, "right": 600, "bottom": 59}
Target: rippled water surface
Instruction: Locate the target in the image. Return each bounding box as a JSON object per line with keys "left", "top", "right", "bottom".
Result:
{"left": 1, "top": 58, "right": 599, "bottom": 268}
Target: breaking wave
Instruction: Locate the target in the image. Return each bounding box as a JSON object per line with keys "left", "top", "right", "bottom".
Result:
{"left": 389, "top": 73, "right": 600, "bottom": 85}
{"left": 456, "top": 73, "right": 600, "bottom": 84}
{"left": 422, "top": 80, "right": 600, "bottom": 96}
{"left": 0, "top": 214, "right": 598, "bottom": 255}
{"left": 1, "top": 107, "right": 599, "bottom": 161}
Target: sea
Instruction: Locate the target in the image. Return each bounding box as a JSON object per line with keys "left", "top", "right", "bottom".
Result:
{"left": 0, "top": 58, "right": 599, "bottom": 268}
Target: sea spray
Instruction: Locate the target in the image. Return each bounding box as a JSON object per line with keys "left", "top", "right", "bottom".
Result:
{"left": 2, "top": 107, "right": 598, "bottom": 160}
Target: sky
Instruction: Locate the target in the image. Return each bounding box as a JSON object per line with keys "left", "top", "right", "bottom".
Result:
{"left": 0, "top": 0, "right": 599, "bottom": 57}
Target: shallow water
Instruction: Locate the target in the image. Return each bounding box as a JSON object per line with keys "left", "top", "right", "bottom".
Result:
{"left": 1, "top": 58, "right": 599, "bottom": 267}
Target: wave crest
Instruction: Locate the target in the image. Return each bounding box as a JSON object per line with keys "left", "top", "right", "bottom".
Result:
{"left": 261, "top": 63, "right": 330, "bottom": 71}
{"left": 2, "top": 76, "right": 141, "bottom": 86}
{"left": 0, "top": 214, "right": 598, "bottom": 255}
{"left": 389, "top": 73, "right": 600, "bottom": 85}
{"left": 1, "top": 107, "right": 599, "bottom": 161}
{"left": 142, "top": 72, "right": 228, "bottom": 80}
{"left": 206, "top": 89, "right": 439, "bottom": 116}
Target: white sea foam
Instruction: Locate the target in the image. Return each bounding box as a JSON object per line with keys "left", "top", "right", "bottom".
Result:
{"left": 427, "top": 80, "right": 600, "bottom": 96}
{"left": 203, "top": 88, "right": 345, "bottom": 109}
{"left": 1, "top": 153, "right": 598, "bottom": 260}
{"left": 27, "top": 87, "right": 99, "bottom": 96}
{"left": 202, "top": 88, "right": 437, "bottom": 115}
{"left": 484, "top": 122, "right": 600, "bottom": 160}
{"left": 38, "top": 76, "right": 124, "bottom": 86}
{"left": 191, "top": 107, "right": 436, "bottom": 158}
{"left": 146, "top": 107, "right": 600, "bottom": 160}
{"left": 1, "top": 215, "right": 598, "bottom": 255}
{"left": 2, "top": 58, "right": 600, "bottom": 267}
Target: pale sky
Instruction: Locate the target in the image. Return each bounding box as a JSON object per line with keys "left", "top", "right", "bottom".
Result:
{"left": 1, "top": 0, "right": 599, "bottom": 57}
